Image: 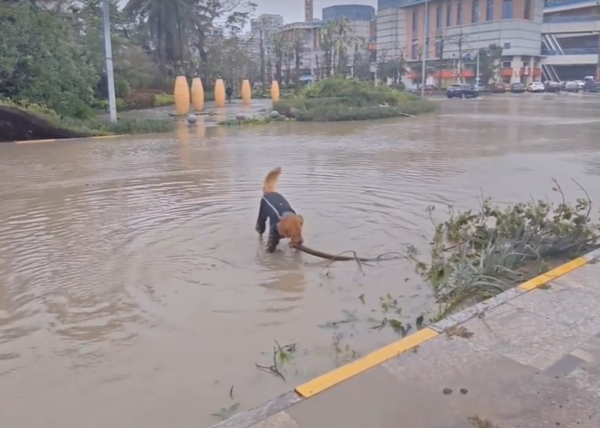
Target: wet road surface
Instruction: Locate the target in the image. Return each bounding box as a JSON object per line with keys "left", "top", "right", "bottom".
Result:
{"left": 1, "top": 93, "right": 600, "bottom": 427}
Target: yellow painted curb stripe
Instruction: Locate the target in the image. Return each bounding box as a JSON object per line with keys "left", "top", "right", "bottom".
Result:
{"left": 295, "top": 327, "right": 438, "bottom": 398}
{"left": 518, "top": 256, "right": 588, "bottom": 291}
{"left": 13, "top": 135, "right": 123, "bottom": 144}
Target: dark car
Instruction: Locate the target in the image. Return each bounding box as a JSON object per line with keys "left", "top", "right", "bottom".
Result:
{"left": 491, "top": 82, "right": 506, "bottom": 93}
{"left": 545, "top": 81, "right": 561, "bottom": 93}
{"left": 510, "top": 83, "right": 526, "bottom": 93}
{"left": 446, "top": 84, "right": 479, "bottom": 99}
{"left": 583, "top": 80, "right": 600, "bottom": 92}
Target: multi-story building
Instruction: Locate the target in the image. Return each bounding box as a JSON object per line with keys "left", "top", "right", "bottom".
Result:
{"left": 276, "top": 21, "right": 324, "bottom": 79}
{"left": 322, "top": 4, "right": 378, "bottom": 63}
{"left": 323, "top": 4, "right": 377, "bottom": 21}
{"left": 306, "top": 0, "right": 315, "bottom": 21}
{"left": 246, "top": 14, "right": 285, "bottom": 58}
{"left": 541, "top": 0, "right": 600, "bottom": 81}
{"left": 377, "top": 0, "right": 545, "bottom": 86}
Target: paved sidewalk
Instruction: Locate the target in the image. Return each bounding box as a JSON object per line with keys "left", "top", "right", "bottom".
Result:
{"left": 212, "top": 250, "right": 600, "bottom": 428}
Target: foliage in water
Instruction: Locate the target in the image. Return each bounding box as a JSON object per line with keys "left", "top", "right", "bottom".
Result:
{"left": 417, "top": 179, "right": 598, "bottom": 319}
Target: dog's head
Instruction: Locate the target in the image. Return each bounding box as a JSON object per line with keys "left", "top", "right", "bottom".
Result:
{"left": 277, "top": 213, "right": 304, "bottom": 247}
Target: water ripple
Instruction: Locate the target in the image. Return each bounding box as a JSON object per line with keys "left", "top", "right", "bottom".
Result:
{"left": 2, "top": 96, "right": 600, "bottom": 426}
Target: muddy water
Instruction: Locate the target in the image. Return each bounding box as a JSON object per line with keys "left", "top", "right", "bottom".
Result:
{"left": 2, "top": 94, "right": 600, "bottom": 427}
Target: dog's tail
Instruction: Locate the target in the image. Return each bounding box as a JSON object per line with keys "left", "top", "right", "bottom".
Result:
{"left": 263, "top": 167, "right": 282, "bottom": 194}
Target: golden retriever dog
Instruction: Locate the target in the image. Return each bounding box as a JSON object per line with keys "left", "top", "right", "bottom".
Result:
{"left": 255, "top": 167, "right": 304, "bottom": 252}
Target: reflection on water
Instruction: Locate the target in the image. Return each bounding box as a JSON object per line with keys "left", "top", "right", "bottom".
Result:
{"left": 1, "top": 95, "right": 600, "bottom": 427}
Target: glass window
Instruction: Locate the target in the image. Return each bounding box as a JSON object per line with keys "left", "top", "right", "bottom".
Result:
{"left": 412, "top": 40, "right": 419, "bottom": 59}
{"left": 412, "top": 10, "right": 418, "bottom": 33}
{"left": 436, "top": 37, "right": 444, "bottom": 58}
{"left": 472, "top": 0, "right": 479, "bottom": 22}
{"left": 457, "top": 2, "right": 463, "bottom": 24}
{"left": 486, "top": 0, "right": 493, "bottom": 20}
{"left": 524, "top": 0, "right": 531, "bottom": 19}
{"left": 426, "top": 6, "right": 431, "bottom": 30}
{"left": 503, "top": 0, "right": 513, "bottom": 18}
{"left": 436, "top": 6, "right": 443, "bottom": 28}
{"left": 446, "top": 4, "right": 452, "bottom": 26}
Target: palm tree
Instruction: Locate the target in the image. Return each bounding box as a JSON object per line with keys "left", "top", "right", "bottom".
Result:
{"left": 329, "top": 18, "right": 351, "bottom": 76}
{"left": 349, "top": 36, "right": 365, "bottom": 78}
{"left": 124, "top": 0, "right": 195, "bottom": 71}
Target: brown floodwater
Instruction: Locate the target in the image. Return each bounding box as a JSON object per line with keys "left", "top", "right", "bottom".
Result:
{"left": 1, "top": 94, "right": 600, "bottom": 427}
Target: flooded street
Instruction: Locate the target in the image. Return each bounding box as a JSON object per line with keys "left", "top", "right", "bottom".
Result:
{"left": 1, "top": 94, "right": 600, "bottom": 427}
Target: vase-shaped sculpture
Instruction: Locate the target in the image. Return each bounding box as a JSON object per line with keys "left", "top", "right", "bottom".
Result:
{"left": 191, "top": 77, "right": 204, "bottom": 111}
{"left": 174, "top": 75, "right": 190, "bottom": 116}
{"left": 241, "top": 79, "right": 251, "bottom": 105}
{"left": 214, "top": 79, "right": 226, "bottom": 107}
{"left": 270, "top": 80, "right": 280, "bottom": 102}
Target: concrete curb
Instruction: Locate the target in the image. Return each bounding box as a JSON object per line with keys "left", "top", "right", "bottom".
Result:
{"left": 209, "top": 247, "right": 600, "bottom": 428}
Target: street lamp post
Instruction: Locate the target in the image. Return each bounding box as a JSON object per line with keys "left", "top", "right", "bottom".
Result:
{"left": 310, "top": 23, "right": 315, "bottom": 85}
{"left": 102, "top": 0, "right": 117, "bottom": 123}
{"left": 475, "top": 3, "right": 480, "bottom": 88}
{"left": 420, "top": 0, "right": 430, "bottom": 97}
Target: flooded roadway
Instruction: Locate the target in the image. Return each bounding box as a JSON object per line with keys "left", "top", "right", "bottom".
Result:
{"left": 1, "top": 94, "right": 600, "bottom": 427}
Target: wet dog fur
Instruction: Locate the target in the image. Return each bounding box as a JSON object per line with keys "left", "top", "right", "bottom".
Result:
{"left": 260, "top": 167, "right": 304, "bottom": 249}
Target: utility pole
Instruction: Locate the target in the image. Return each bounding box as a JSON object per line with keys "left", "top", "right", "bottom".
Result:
{"left": 475, "top": 2, "right": 480, "bottom": 87}
{"left": 421, "top": 0, "right": 429, "bottom": 97}
{"left": 102, "top": 0, "right": 117, "bottom": 123}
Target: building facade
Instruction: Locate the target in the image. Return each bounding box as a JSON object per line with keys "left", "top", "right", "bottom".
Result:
{"left": 322, "top": 4, "right": 376, "bottom": 21}
{"left": 541, "top": 0, "right": 600, "bottom": 80}
{"left": 276, "top": 21, "right": 324, "bottom": 78}
{"left": 377, "top": 0, "right": 545, "bottom": 85}
{"left": 246, "top": 14, "right": 285, "bottom": 57}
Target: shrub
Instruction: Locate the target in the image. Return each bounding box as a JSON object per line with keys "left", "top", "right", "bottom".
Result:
{"left": 123, "top": 91, "right": 156, "bottom": 109}
{"left": 94, "top": 118, "right": 175, "bottom": 135}
{"left": 115, "top": 79, "right": 132, "bottom": 98}
{"left": 0, "top": 99, "right": 174, "bottom": 139}
{"left": 301, "top": 78, "right": 404, "bottom": 106}
{"left": 154, "top": 93, "right": 175, "bottom": 107}
{"left": 270, "top": 78, "right": 437, "bottom": 122}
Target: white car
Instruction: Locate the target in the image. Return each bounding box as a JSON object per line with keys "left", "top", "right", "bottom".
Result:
{"left": 528, "top": 81, "right": 545, "bottom": 93}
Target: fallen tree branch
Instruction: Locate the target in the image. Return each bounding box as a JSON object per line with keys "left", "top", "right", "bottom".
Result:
{"left": 295, "top": 244, "right": 411, "bottom": 263}
{"left": 255, "top": 341, "right": 296, "bottom": 381}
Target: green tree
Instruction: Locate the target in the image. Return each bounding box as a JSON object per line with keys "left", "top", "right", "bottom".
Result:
{"left": 475, "top": 44, "right": 503, "bottom": 85}
{"left": 290, "top": 30, "right": 305, "bottom": 89}
{"left": 0, "top": 3, "right": 99, "bottom": 117}
{"left": 123, "top": 0, "right": 196, "bottom": 71}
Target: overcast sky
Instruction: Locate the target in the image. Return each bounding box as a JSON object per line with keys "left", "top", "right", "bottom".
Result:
{"left": 254, "top": 0, "right": 377, "bottom": 23}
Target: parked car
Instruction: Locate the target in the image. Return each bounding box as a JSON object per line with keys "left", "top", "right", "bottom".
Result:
{"left": 574, "top": 80, "right": 585, "bottom": 90}
{"left": 409, "top": 84, "right": 438, "bottom": 95}
{"left": 491, "top": 82, "right": 506, "bottom": 93}
{"left": 446, "top": 84, "right": 479, "bottom": 99}
{"left": 583, "top": 80, "right": 600, "bottom": 92}
{"left": 545, "top": 81, "right": 561, "bottom": 92}
{"left": 527, "top": 81, "right": 546, "bottom": 93}
{"left": 510, "top": 83, "right": 526, "bottom": 93}
{"left": 563, "top": 81, "right": 579, "bottom": 92}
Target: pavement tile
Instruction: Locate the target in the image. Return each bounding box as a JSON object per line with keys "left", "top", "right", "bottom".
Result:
{"left": 248, "top": 411, "right": 300, "bottom": 428}
{"left": 430, "top": 288, "right": 523, "bottom": 333}
{"left": 210, "top": 392, "right": 302, "bottom": 428}
{"left": 559, "top": 336, "right": 600, "bottom": 399}
{"left": 287, "top": 365, "right": 437, "bottom": 428}
{"left": 552, "top": 262, "right": 600, "bottom": 297}
{"left": 287, "top": 333, "right": 600, "bottom": 428}
{"left": 461, "top": 302, "right": 589, "bottom": 370}
{"left": 510, "top": 282, "right": 600, "bottom": 336}
{"left": 382, "top": 333, "right": 600, "bottom": 427}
